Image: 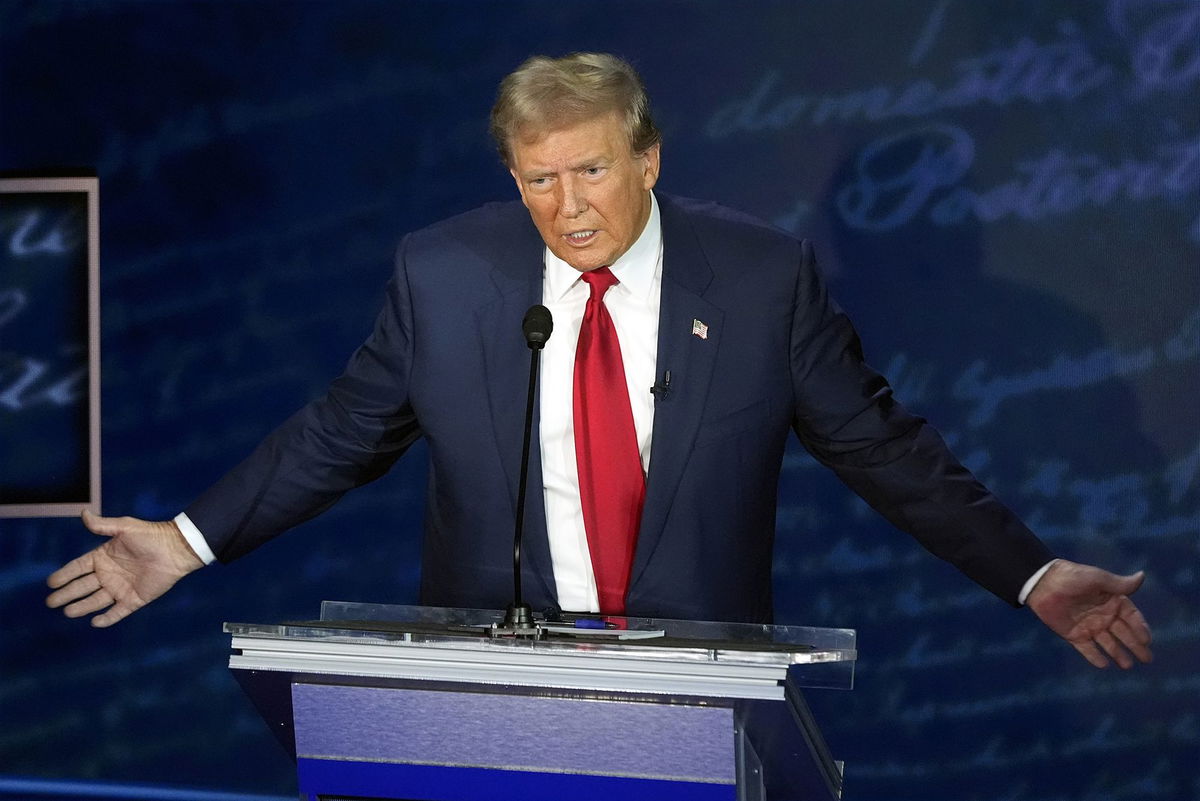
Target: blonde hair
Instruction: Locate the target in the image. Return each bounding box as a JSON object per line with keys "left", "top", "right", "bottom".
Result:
{"left": 490, "top": 52, "right": 661, "bottom": 166}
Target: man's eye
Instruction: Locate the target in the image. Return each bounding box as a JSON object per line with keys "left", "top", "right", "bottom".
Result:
{"left": 584, "top": 167, "right": 603, "bottom": 176}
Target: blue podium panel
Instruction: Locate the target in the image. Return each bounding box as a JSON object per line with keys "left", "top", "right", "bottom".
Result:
{"left": 297, "top": 757, "right": 735, "bottom": 801}
{"left": 292, "top": 683, "right": 736, "bottom": 801}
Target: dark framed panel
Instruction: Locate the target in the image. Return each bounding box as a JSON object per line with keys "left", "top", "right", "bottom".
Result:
{"left": 0, "top": 177, "right": 100, "bottom": 517}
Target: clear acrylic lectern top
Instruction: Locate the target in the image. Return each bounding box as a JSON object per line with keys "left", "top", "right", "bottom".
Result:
{"left": 224, "top": 601, "right": 856, "bottom": 694}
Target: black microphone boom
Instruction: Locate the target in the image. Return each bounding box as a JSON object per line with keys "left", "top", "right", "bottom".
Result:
{"left": 503, "top": 304, "right": 553, "bottom": 633}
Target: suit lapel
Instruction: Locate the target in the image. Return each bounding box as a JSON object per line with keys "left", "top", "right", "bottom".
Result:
{"left": 476, "top": 219, "right": 558, "bottom": 605}
{"left": 629, "top": 196, "right": 724, "bottom": 591}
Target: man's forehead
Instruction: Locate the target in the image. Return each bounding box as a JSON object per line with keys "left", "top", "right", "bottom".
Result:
{"left": 511, "top": 113, "right": 628, "bottom": 158}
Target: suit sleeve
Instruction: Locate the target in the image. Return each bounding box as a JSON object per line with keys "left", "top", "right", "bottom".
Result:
{"left": 184, "top": 239, "right": 423, "bottom": 562}
{"left": 787, "top": 239, "right": 1054, "bottom": 606}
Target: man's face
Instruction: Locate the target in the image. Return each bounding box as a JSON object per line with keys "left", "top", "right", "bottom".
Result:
{"left": 508, "top": 112, "right": 661, "bottom": 273}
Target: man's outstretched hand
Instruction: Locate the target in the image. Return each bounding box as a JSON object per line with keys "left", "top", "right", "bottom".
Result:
{"left": 46, "top": 510, "right": 204, "bottom": 627}
{"left": 1026, "top": 559, "right": 1153, "bottom": 669}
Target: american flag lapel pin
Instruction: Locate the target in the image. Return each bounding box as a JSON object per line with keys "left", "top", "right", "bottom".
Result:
{"left": 691, "top": 318, "right": 709, "bottom": 340}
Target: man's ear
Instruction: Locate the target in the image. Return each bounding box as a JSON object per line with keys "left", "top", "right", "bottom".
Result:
{"left": 641, "top": 142, "right": 662, "bottom": 191}
{"left": 510, "top": 169, "right": 530, "bottom": 207}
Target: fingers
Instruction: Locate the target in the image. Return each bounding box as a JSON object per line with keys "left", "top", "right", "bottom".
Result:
{"left": 1071, "top": 638, "right": 1111, "bottom": 669}
{"left": 46, "top": 571, "right": 101, "bottom": 608}
{"left": 47, "top": 511, "right": 120, "bottom": 591}
{"left": 46, "top": 569, "right": 138, "bottom": 627}
{"left": 1112, "top": 600, "right": 1153, "bottom": 664}
{"left": 47, "top": 568, "right": 126, "bottom": 627}
{"left": 91, "top": 603, "right": 135, "bottom": 628}
{"left": 63, "top": 588, "right": 115, "bottom": 619}
{"left": 1093, "top": 628, "right": 1132, "bottom": 669}
{"left": 1076, "top": 596, "right": 1153, "bottom": 669}
{"left": 46, "top": 552, "right": 95, "bottom": 592}
{"left": 1087, "top": 627, "right": 1151, "bottom": 670}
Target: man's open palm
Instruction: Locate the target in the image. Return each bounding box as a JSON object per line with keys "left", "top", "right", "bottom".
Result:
{"left": 46, "top": 510, "right": 203, "bottom": 627}
{"left": 1027, "top": 560, "right": 1153, "bottom": 669}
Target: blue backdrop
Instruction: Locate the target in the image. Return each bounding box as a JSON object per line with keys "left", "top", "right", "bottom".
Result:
{"left": 1, "top": 1, "right": 1197, "bottom": 799}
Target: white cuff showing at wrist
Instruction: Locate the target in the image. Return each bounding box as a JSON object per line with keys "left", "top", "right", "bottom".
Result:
{"left": 173, "top": 512, "right": 217, "bottom": 566}
{"left": 1018, "top": 559, "right": 1059, "bottom": 605}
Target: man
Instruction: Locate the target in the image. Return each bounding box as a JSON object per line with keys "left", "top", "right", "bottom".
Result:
{"left": 47, "top": 53, "right": 1151, "bottom": 669}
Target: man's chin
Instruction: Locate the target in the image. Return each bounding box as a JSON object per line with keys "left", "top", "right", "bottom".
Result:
{"left": 553, "top": 248, "right": 611, "bottom": 273}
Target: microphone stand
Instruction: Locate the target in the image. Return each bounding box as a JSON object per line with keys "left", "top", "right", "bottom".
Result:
{"left": 497, "top": 305, "right": 552, "bottom": 637}
{"left": 501, "top": 344, "right": 541, "bottom": 633}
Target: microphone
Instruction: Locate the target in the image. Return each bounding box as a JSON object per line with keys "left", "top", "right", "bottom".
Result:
{"left": 502, "top": 304, "right": 553, "bottom": 634}
{"left": 523, "top": 304, "right": 553, "bottom": 349}
{"left": 650, "top": 369, "right": 671, "bottom": 398}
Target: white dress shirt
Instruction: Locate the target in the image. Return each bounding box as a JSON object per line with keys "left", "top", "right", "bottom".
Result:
{"left": 538, "top": 193, "right": 663, "bottom": 612}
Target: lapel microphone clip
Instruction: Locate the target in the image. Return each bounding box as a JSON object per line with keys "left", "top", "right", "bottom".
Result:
{"left": 650, "top": 369, "right": 672, "bottom": 399}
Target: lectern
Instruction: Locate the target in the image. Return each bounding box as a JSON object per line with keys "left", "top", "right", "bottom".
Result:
{"left": 226, "top": 602, "right": 856, "bottom": 801}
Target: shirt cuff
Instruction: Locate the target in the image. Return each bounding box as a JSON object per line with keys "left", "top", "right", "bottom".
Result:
{"left": 174, "top": 512, "right": 217, "bottom": 565}
{"left": 1018, "top": 559, "right": 1059, "bottom": 605}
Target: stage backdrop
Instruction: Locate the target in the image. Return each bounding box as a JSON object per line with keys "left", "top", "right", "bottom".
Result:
{"left": 1, "top": 2, "right": 1196, "bottom": 800}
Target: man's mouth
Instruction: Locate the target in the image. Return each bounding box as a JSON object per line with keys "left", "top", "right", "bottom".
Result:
{"left": 564, "top": 229, "right": 598, "bottom": 244}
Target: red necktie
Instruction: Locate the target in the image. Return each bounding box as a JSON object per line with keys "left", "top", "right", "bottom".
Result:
{"left": 573, "top": 266, "right": 645, "bottom": 614}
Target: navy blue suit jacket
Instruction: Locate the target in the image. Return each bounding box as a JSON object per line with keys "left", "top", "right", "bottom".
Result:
{"left": 187, "top": 194, "right": 1053, "bottom": 623}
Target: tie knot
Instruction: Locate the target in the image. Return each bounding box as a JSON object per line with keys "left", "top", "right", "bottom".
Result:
{"left": 581, "top": 266, "right": 618, "bottom": 298}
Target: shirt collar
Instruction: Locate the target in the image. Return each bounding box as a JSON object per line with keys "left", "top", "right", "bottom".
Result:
{"left": 544, "top": 191, "right": 662, "bottom": 302}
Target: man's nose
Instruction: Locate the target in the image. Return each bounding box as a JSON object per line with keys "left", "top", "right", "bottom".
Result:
{"left": 557, "top": 179, "right": 588, "bottom": 218}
